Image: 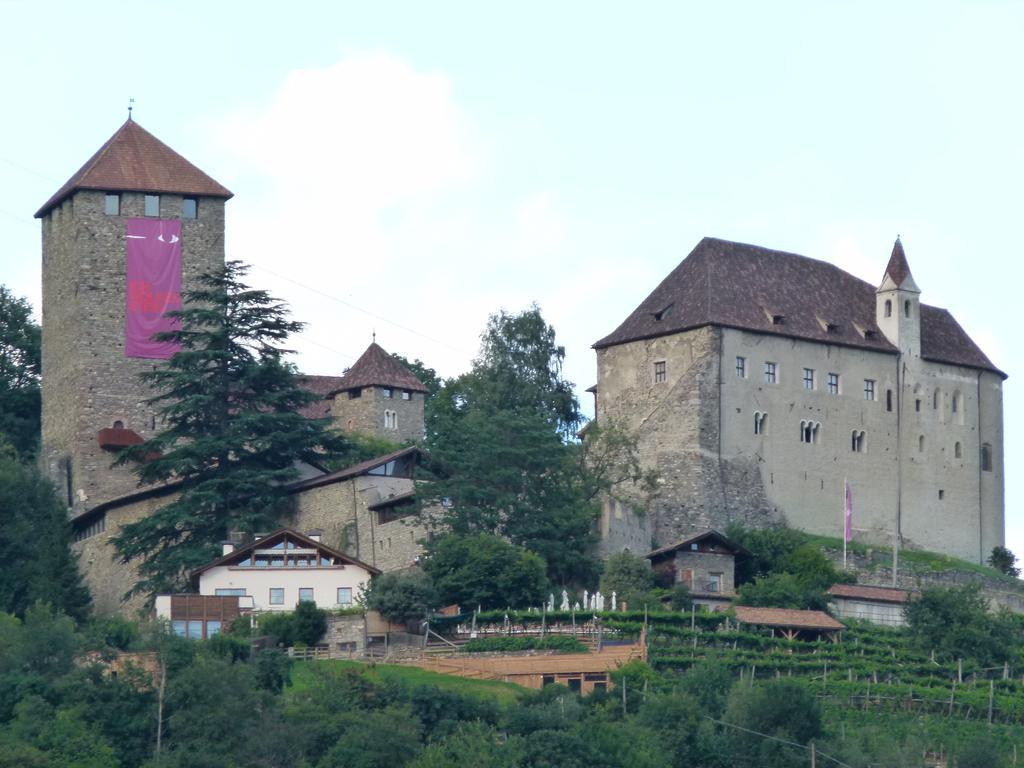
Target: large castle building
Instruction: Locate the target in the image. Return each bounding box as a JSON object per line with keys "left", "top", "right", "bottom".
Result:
{"left": 36, "top": 121, "right": 433, "bottom": 614}
{"left": 591, "top": 237, "right": 1005, "bottom": 564}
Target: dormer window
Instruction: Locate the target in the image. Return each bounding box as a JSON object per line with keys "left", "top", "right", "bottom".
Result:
{"left": 863, "top": 329, "right": 877, "bottom": 340}
{"left": 761, "top": 306, "right": 785, "bottom": 325}
{"left": 653, "top": 303, "right": 674, "bottom": 321}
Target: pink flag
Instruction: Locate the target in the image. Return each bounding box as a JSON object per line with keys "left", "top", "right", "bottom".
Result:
{"left": 844, "top": 479, "right": 853, "bottom": 542}
{"left": 125, "top": 219, "right": 182, "bottom": 359}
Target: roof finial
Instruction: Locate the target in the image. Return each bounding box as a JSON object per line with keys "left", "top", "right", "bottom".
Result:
{"left": 372, "top": 329, "right": 376, "bottom": 343}
{"left": 127, "top": 97, "right": 135, "bottom": 121}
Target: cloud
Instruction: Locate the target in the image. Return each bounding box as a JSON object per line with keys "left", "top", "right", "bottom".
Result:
{"left": 209, "top": 53, "right": 485, "bottom": 376}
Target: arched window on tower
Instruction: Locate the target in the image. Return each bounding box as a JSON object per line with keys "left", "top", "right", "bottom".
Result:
{"left": 800, "top": 421, "right": 820, "bottom": 444}
{"left": 954, "top": 442, "right": 962, "bottom": 459}
{"left": 904, "top": 300, "right": 911, "bottom": 318}
{"left": 981, "top": 444, "right": 993, "bottom": 472}
{"left": 851, "top": 430, "right": 866, "bottom": 453}
{"left": 754, "top": 412, "right": 767, "bottom": 435}
{"left": 884, "top": 299, "right": 892, "bottom": 317}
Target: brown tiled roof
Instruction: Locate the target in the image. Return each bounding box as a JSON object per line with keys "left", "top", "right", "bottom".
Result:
{"left": 646, "top": 529, "right": 751, "bottom": 560}
{"left": 287, "top": 446, "right": 420, "bottom": 493}
{"left": 594, "top": 237, "right": 1003, "bottom": 376}
{"left": 295, "top": 374, "right": 346, "bottom": 419}
{"left": 189, "top": 527, "right": 380, "bottom": 585}
{"left": 733, "top": 606, "right": 845, "bottom": 631}
{"left": 828, "top": 584, "right": 910, "bottom": 604}
{"left": 36, "top": 119, "right": 232, "bottom": 217}
{"left": 883, "top": 238, "right": 913, "bottom": 288}
{"left": 327, "top": 343, "right": 428, "bottom": 395}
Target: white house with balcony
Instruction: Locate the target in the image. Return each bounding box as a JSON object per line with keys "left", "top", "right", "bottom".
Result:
{"left": 155, "top": 528, "right": 380, "bottom": 636}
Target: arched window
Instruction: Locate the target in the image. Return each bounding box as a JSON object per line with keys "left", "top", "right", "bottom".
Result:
{"left": 851, "top": 430, "right": 865, "bottom": 453}
{"left": 113, "top": 419, "right": 124, "bottom": 429}
{"left": 884, "top": 299, "right": 892, "bottom": 318}
{"left": 954, "top": 442, "right": 962, "bottom": 459}
{"left": 384, "top": 410, "right": 398, "bottom": 430}
{"left": 754, "top": 412, "right": 767, "bottom": 436}
{"left": 904, "top": 300, "right": 911, "bottom": 318}
{"left": 918, "top": 435, "right": 925, "bottom": 453}
{"left": 952, "top": 391, "right": 964, "bottom": 424}
{"left": 981, "top": 444, "right": 993, "bottom": 472}
{"left": 800, "top": 421, "right": 820, "bottom": 444}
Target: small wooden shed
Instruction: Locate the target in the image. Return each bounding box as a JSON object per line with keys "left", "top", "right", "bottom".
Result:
{"left": 827, "top": 584, "right": 910, "bottom": 627}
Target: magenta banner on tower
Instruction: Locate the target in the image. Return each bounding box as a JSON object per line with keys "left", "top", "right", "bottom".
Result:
{"left": 125, "top": 218, "right": 182, "bottom": 359}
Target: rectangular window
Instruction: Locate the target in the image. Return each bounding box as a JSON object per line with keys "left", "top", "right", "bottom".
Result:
{"left": 735, "top": 356, "right": 746, "bottom": 378}
{"left": 206, "top": 620, "right": 222, "bottom": 638}
{"left": 144, "top": 195, "right": 160, "bottom": 217}
{"left": 401, "top": 390, "right": 412, "bottom": 400}
{"left": 269, "top": 588, "right": 284, "bottom": 605}
{"left": 348, "top": 389, "right": 361, "bottom": 399}
{"left": 382, "top": 388, "right": 393, "bottom": 399}
{"left": 187, "top": 621, "right": 203, "bottom": 640}
{"left": 653, "top": 361, "right": 666, "bottom": 383}
{"left": 707, "top": 573, "right": 723, "bottom": 593}
{"left": 803, "top": 368, "right": 815, "bottom": 390}
{"left": 298, "top": 588, "right": 314, "bottom": 603}
{"left": 764, "top": 362, "right": 777, "bottom": 384}
{"left": 864, "top": 379, "right": 876, "bottom": 401}
{"left": 214, "top": 588, "right": 247, "bottom": 596}
{"left": 172, "top": 620, "right": 187, "bottom": 637}
{"left": 181, "top": 197, "right": 198, "bottom": 219}
{"left": 104, "top": 193, "right": 120, "bottom": 216}
{"left": 827, "top": 373, "right": 839, "bottom": 395}
{"left": 337, "top": 587, "right": 353, "bottom": 606}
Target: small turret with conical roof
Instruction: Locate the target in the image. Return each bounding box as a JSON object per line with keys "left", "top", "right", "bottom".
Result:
{"left": 328, "top": 342, "right": 427, "bottom": 443}
{"left": 876, "top": 237, "right": 921, "bottom": 356}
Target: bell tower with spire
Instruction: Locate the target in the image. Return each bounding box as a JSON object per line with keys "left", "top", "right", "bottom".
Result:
{"left": 875, "top": 238, "right": 921, "bottom": 357}
{"left": 36, "top": 119, "right": 232, "bottom": 520}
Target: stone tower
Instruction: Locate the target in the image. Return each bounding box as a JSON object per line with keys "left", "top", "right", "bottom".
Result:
{"left": 875, "top": 238, "right": 921, "bottom": 356}
{"left": 328, "top": 342, "right": 427, "bottom": 443}
{"left": 35, "top": 119, "right": 231, "bottom": 520}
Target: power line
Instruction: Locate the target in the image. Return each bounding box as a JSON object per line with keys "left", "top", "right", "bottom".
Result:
{"left": 703, "top": 716, "right": 853, "bottom": 768}
{"left": 248, "top": 263, "right": 473, "bottom": 358}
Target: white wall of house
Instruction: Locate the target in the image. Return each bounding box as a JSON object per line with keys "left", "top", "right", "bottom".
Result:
{"left": 197, "top": 564, "right": 373, "bottom": 612}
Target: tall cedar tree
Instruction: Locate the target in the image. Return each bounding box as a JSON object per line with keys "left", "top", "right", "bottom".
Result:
{"left": 425, "top": 306, "right": 647, "bottom": 586}
{"left": 113, "top": 261, "right": 348, "bottom": 597}
{"left": 0, "top": 286, "right": 41, "bottom": 459}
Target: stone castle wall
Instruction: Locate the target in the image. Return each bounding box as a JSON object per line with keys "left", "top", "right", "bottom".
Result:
{"left": 331, "top": 386, "right": 425, "bottom": 444}
{"left": 41, "top": 190, "right": 225, "bottom": 519}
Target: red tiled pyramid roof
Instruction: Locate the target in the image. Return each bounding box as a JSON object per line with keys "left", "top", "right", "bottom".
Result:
{"left": 594, "top": 237, "right": 1002, "bottom": 376}
{"left": 883, "top": 238, "right": 913, "bottom": 288}
{"left": 36, "top": 119, "right": 232, "bottom": 217}
{"left": 327, "top": 343, "right": 428, "bottom": 395}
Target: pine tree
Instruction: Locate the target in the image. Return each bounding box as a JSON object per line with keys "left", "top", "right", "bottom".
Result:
{"left": 113, "top": 261, "right": 348, "bottom": 598}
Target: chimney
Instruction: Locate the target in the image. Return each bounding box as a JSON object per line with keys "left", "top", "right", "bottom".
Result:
{"left": 221, "top": 541, "right": 235, "bottom": 556}
{"left": 307, "top": 529, "right": 323, "bottom": 543}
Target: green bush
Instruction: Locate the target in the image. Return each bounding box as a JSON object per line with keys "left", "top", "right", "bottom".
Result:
{"left": 460, "top": 636, "right": 587, "bottom": 653}
{"left": 364, "top": 570, "right": 439, "bottom": 624}
{"left": 600, "top": 551, "right": 655, "bottom": 607}
{"left": 256, "top": 601, "right": 328, "bottom": 647}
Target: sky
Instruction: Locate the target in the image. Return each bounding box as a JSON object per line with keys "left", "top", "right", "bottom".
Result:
{"left": 1, "top": 1, "right": 1021, "bottom": 557}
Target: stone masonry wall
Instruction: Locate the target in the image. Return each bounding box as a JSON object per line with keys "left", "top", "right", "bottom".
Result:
{"left": 41, "top": 190, "right": 225, "bottom": 519}
{"left": 596, "top": 326, "right": 774, "bottom": 554}
{"left": 332, "top": 387, "right": 425, "bottom": 444}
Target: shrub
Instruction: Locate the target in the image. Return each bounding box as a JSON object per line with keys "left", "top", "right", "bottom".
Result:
{"left": 988, "top": 546, "right": 1020, "bottom": 578}
{"left": 600, "top": 552, "right": 655, "bottom": 608}
{"left": 460, "top": 636, "right": 587, "bottom": 653}
{"left": 364, "top": 570, "right": 439, "bottom": 624}
{"left": 905, "top": 583, "right": 1015, "bottom": 665}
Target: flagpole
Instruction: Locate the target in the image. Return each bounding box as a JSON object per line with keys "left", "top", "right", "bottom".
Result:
{"left": 842, "top": 478, "right": 849, "bottom": 571}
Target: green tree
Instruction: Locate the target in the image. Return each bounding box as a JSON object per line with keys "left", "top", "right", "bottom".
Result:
{"left": 724, "top": 679, "right": 822, "bottom": 768}
{"left": 318, "top": 707, "right": 423, "bottom": 768}
{"left": 391, "top": 353, "right": 443, "bottom": 399}
{"left": 905, "top": 583, "right": 1014, "bottom": 665}
{"left": 113, "top": 261, "right": 349, "bottom": 597}
{"left": 408, "top": 721, "right": 523, "bottom": 768}
{"left": 423, "top": 533, "right": 547, "bottom": 610}
{"left": 0, "top": 456, "right": 91, "bottom": 621}
{"left": 0, "top": 286, "right": 41, "bottom": 460}
{"left": 988, "top": 546, "right": 1020, "bottom": 578}
{"left": 424, "top": 307, "right": 641, "bottom": 585}
{"left": 956, "top": 737, "right": 1007, "bottom": 768}
{"left": 362, "top": 570, "right": 439, "bottom": 624}
{"left": 599, "top": 552, "right": 654, "bottom": 608}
